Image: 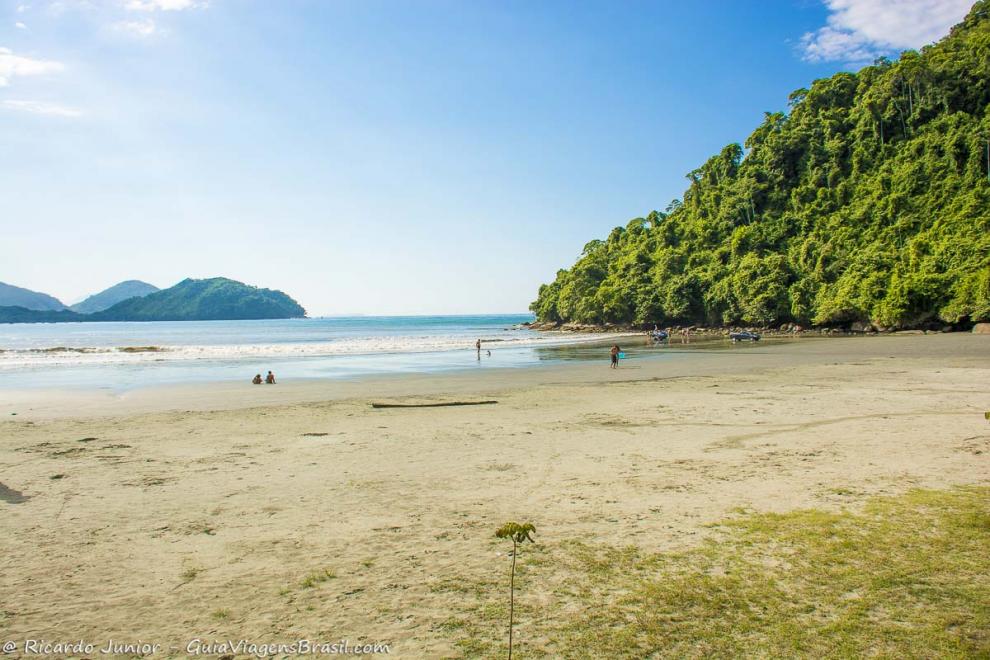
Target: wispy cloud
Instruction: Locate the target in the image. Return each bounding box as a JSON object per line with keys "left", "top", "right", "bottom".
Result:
{"left": 801, "top": 0, "right": 973, "bottom": 64}
{"left": 113, "top": 18, "right": 156, "bottom": 36}
{"left": 2, "top": 99, "right": 82, "bottom": 117}
{"left": 125, "top": 0, "right": 205, "bottom": 11}
{"left": 0, "top": 47, "right": 64, "bottom": 87}
{"left": 15, "top": 21, "right": 28, "bottom": 29}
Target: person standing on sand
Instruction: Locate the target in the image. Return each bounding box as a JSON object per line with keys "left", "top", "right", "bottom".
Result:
{"left": 610, "top": 344, "right": 620, "bottom": 368}
{"left": 265, "top": 370, "right": 276, "bottom": 384}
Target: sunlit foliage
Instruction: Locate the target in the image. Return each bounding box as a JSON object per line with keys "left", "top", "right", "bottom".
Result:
{"left": 533, "top": 2, "right": 990, "bottom": 329}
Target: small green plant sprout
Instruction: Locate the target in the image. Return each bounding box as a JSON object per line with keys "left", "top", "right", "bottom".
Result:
{"left": 985, "top": 411, "right": 989, "bottom": 421}
{"left": 495, "top": 522, "right": 536, "bottom": 660}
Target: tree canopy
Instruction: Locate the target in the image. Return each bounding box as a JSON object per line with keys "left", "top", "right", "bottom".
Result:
{"left": 532, "top": 2, "right": 990, "bottom": 329}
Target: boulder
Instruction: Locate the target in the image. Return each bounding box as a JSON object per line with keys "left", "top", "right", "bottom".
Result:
{"left": 973, "top": 323, "right": 990, "bottom": 334}
{"left": 850, "top": 321, "right": 874, "bottom": 333}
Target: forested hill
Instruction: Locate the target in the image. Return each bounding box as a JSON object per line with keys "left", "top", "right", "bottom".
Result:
{"left": 531, "top": 2, "right": 990, "bottom": 330}
{"left": 0, "top": 278, "right": 305, "bottom": 323}
{"left": 92, "top": 277, "right": 305, "bottom": 321}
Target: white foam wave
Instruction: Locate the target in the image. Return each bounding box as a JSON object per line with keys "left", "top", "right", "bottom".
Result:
{"left": 0, "top": 332, "right": 621, "bottom": 369}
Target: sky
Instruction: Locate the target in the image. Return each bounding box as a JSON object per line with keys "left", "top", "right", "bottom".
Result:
{"left": 0, "top": 0, "right": 975, "bottom": 315}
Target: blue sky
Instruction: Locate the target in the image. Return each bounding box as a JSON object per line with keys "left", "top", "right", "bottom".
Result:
{"left": 0, "top": 0, "right": 973, "bottom": 315}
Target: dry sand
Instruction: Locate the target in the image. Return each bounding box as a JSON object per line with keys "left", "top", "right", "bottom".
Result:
{"left": 1, "top": 333, "right": 988, "bottom": 657}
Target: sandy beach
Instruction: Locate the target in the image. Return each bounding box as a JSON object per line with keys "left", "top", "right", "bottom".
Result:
{"left": 1, "top": 333, "right": 988, "bottom": 657}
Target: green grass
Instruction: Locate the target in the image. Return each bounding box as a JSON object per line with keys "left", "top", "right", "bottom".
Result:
{"left": 180, "top": 567, "right": 201, "bottom": 582}
{"left": 300, "top": 568, "right": 337, "bottom": 589}
{"left": 440, "top": 487, "right": 990, "bottom": 658}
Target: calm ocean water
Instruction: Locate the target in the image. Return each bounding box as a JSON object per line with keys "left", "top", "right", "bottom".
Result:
{"left": 0, "top": 315, "right": 629, "bottom": 390}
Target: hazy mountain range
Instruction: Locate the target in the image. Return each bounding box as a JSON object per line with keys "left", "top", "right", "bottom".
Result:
{"left": 0, "top": 279, "right": 159, "bottom": 313}
{"left": 71, "top": 280, "right": 160, "bottom": 314}
{"left": 0, "top": 281, "right": 70, "bottom": 312}
{"left": 0, "top": 278, "right": 306, "bottom": 323}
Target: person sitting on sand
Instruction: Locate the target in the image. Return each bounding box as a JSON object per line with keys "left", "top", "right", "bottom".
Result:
{"left": 265, "top": 371, "right": 276, "bottom": 384}
{"left": 252, "top": 374, "right": 262, "bottom": 385}
{"left": 610, "top": 345, "right": 620, "bottom": 369}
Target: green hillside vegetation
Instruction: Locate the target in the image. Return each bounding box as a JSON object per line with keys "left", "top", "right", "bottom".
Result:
{"left": 0, "top": 278, "right": 305, "bottom": 323}
{"left": 0, "top": 307, "right": 83, "bottom": 323}
{"left": 93, "top": 278, "right": 305, "bottom": 321}
{"left": 531, "top": 2, "right": 990, "bottom": 329}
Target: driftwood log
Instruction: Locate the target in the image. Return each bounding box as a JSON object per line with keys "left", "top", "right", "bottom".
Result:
{"left": 371, "top": 400, "right": 498, "bottom": 409}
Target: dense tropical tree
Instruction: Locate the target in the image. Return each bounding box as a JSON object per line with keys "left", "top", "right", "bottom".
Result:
{"left": 532, "top": 2, "right": 990, "bottom": 329}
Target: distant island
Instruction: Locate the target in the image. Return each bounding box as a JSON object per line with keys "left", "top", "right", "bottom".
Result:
{"left": 0, "top": 281, "right": 67, "bottom": 312}
{"left": 531, "top": 4, "right": 990, "bottom": 331}
{"left": 0, "top": 277, "right": 306, "bottom": 323}
{"left": 70, "top": 280, "right": 160, "bottom": 314}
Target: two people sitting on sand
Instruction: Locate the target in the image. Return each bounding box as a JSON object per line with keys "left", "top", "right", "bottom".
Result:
{"left": 252, "top": 371, "right": 277, "bottom": 385}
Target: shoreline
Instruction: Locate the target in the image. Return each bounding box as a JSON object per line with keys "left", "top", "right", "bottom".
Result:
{"left": 526, "top": 319, "right": 975, "bottom": 336}
{"left": 0, "top": 333, "right": 983, "bottom": 421}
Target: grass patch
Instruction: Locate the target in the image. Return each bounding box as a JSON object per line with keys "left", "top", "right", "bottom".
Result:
{"left": 180, "top": 567, "right": 201, "bottom": 582}
{"left": 440, "top": 487, "right": 990, "bottom": 657}
{"left": 300, "top": 568, "right": 337, "bottom": 588}
{"left": 211, "top": 608, "right": 229, "bottom": 620}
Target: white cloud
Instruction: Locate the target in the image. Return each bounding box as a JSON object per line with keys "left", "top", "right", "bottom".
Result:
{"left": 0, "top": 47, "right": 64, "bottom": 87}
{"left": 125, "top": 0, "right": 204, "bottom": 11}
{"left": 114, "top": 18, "right": 156, "bottom": 36}
{"left": 15, "top": 21, "right": 28, "bottom": 29}
{"left": 2, "top": 99, "right": 81, "bottom": 117}
{"left": 801, "top": 0, "right": 973, "bottom": 64}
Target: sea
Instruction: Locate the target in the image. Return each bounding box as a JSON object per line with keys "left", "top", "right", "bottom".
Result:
{"left": 0, "top": 315, "right": 635, "bottom": 390}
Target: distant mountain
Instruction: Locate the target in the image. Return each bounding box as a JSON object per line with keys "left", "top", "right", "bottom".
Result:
{"left": 0, "top": 282, "right": 66, "bottom": 311}
{"left": 70, "top": 280, "right": 160, "bottom": 314}
{"left": 0, "top": 277, "right": 305, "bottom": 324}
